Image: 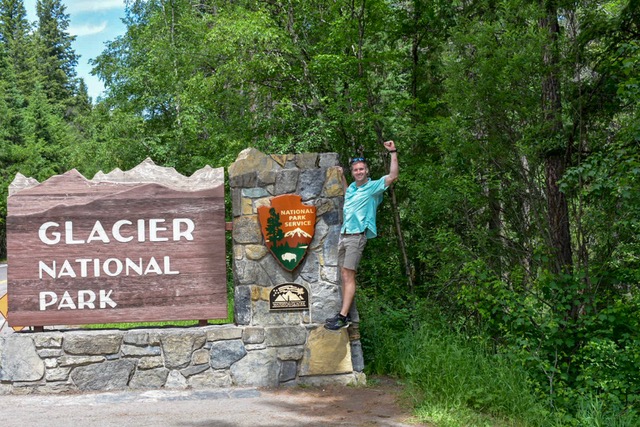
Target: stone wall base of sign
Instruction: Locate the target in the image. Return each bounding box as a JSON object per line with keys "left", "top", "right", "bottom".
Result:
{"left": 0, "top": 148, "right": 367, "bottom": 394}
{"left": 0, "top": 325, "right": 365, "bottom": 394}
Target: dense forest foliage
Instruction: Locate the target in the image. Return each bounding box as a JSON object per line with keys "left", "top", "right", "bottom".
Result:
{"left": 2, "top": 0, "right": 639, "bottom": 425}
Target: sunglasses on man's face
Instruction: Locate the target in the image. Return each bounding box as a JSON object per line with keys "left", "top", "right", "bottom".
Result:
{"left": 350, "top": 157, "right": 366, "bottom": 165}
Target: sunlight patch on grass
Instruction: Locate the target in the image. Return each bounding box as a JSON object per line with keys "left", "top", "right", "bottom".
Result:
{"left": 415, "top": 402, "right": 529, "bottom": 427}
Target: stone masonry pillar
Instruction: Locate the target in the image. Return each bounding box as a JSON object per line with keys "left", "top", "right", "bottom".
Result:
{"left": 228, "top": 149, "right": 365, "bottom": 383}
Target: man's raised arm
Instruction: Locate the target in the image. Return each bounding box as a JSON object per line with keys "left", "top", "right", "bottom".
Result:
{"left": 384, "top": 140, "right": 399, "bottom": 187}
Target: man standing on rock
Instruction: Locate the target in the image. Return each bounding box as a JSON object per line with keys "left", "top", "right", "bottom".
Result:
{"left": 325, "top": 140, "right": 399, "bottom": 330}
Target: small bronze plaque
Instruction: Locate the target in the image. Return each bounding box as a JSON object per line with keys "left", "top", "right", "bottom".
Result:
{"left": 269, "top": 283, "right": 309, "bottom": 311}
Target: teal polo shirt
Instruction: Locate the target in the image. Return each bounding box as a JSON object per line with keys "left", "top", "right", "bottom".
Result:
{"left": 341, "top": 176, "right": 389, "bottom": 238}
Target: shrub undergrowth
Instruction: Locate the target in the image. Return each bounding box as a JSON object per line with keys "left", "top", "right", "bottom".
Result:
{"left": 359, "top": 298, "right": 549, "bottom": 426}
{"left": 359, "top": 294, "right": 640, "bottom": 426}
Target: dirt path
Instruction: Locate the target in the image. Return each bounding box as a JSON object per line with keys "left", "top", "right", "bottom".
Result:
{"left": 265, "top": 377, "right": 427, "bottom": 426}
{"left": 1, "top": 376, "right": 429, "bottom": 427}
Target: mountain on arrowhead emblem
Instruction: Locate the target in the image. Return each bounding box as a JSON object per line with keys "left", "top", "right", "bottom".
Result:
{"left": 284, "top": 227, "right": 312, "bottom": 239}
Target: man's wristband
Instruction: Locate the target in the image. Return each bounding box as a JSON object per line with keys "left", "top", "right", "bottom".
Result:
{"left": 389, "top": 150, "right": 397, "bottom": 153}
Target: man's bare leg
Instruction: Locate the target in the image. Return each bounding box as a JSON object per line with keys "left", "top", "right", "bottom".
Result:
{"left": 340, "top": 267, "right": 356, "bottom": 317}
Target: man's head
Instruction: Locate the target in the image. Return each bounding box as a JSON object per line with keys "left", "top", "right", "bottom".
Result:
{"left": 350, "top": 157, "right": 368, "bottom": 171}
{"left": 350, "top": 157, "right": 369, "bottom": 184}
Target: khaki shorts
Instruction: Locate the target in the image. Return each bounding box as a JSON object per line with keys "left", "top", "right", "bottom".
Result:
{"left": 338, "top": 233, "right": 368, "bottom": 271}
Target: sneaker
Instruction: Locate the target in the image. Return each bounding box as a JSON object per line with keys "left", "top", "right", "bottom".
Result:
{"left": 324, "top": 315, "right": 350, "bottom": 330}
{"left": 325, "top": 313, "right": 351, "bottom": 324}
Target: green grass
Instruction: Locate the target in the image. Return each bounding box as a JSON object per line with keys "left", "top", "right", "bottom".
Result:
{"left": 359, "top": 302, "right": 640, "bottom": 426}
{"left": 413, "top": 401, "right": 534, "bottom": 427}
{"left": 570, "top": 395, "right": 640, "bottom": 427}
{"left": 360, "top": 304, "right": 549, "bottom": 427}
{"left": 81, "top": 317, "right": 231, "bottom": 330}
{"left": 405, "top": 328, "right": 547, "bottom": 426}
{"left": 80, "top": 292, "right": 235, "bottom": 330}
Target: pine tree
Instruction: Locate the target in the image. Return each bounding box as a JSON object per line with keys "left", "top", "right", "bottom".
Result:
{"left": 266, "top": 208, "right": 284, "bottom": 248}
{"left": 0, "top": 0, "right": 32, "bottom": 94}
{"left": 0, "top": 0, "right": 31, "bottom": 144}
{"left": 33, "top": 0, "right": 79, "bottom": 110}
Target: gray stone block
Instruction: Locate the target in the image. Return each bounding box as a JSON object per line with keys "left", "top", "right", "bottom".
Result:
{"left": 206, "top": 326, "right": 243, "bottom": 342}
{"left": 276, "top": 346, "right": 305, "bottom": 361}
{"left": 192, "top": 348, "right": 210, "bottom": 365}
{"left": 257, "top": 171, "right": 277, "bottom": 185}
{"left": 233, "top": 215, "right": 262, "bottom": 244}
{"left": 164, "top": 370, "right": 188, "bottom": 389}
{"left": 295, "top": 153, "right": 319, "bottom": 169}
{"left": 300, "top": 252, "right": 319, "bottom": 283}
{"left": 320, "top": 265, "right": 339, "bottom": 284}
{"left": 265, "top": 326, "right": 307, "bottom": 347}
{"left": 161, "top": 331, "right": 206, "bottom": 370}
{"left": 279, "top": 360, "right": 297, "bottom": 382}
{"left": 230, "top": 349, "right": 278, "bottom": 387}
{"left": 242, "top": 188, "right": 270, "bottom": 198}
{"left": 310, "top": 283, "right": 341, "bottom": 323}
{"left": 229, "top": 172, "right": 257, "bottom": 188}
{"left": 37, "top": 348, "right": 63, "bottom": 358}
{"left": 63, "top": 331, "right": 123, "bottom": 355}
{"left": 321, "top": 209, "right": 340, "bottom": 226}
{"left": 123, "top": 330, "right": 161, "bottom": 346}
{"left": 33, "top": 333, "right": 63, "bottom": 349}
{"left": 257, "top": 257, "right": 294, "bottom": 286}
{"left": 236, "top": 259, "right": 273, "bottom": 286}
{"left": 319, "top": 153, "right": 340, "bottom": 167}
{"left": 350, "top": 340, "right": 365, "bottom": 372}
{"left": 129, "top": 367, "right": 170, "bottom": 389}
{"left": 70, "top": 359, "right": 136, "bottom": 391}
{"left": 297, "top": 169, "right": 326, "bottom": 201}
{"left": 209, "top": 339, "right": 247, "bottom": 369}
{"left": 58, "top": 355, "right": 105, "bottom": 367}
{"left": 252, "top": 300, "right": 303, "bottom": 326}
{"left": 0, "top": 336, "right": 45, "bottom": 382}
{"left": 232, "top": 188, "right": 243, "bottom": 217}
{"left": 323, "top": 227, "right": 340, "bottom": 266}
{"left": 44, "top": 358, "right": 58, "bottom": 368}
{"left": 137, "top": 356, "right": 164, "bottom": 370}
{"left": 242, "top": 327, "right": 266, "bottom": 344}
{"left": 274, "top": 169, "right": 300, "bottom": 195}
{"left": 180, "top": 364, "right": 210, "bottom": 378}
{"left": 45, "top": 367, "right": 71, "bottom": 382}
{"left": 187, "top": 369, "right": 232, "bottom": 388}
{"left": 121, "top": 344, "right": 161, "bottom": 357}
{"left": 311, "top": 217, "right": 329, "bottom": 250}
{"left": 234, "top": 286, "right": 252, "bottom": 325}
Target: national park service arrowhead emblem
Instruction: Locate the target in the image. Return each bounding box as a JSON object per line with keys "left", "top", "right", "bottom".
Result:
{"left": 258, "top": 194, "right": 316, "bottom": 271}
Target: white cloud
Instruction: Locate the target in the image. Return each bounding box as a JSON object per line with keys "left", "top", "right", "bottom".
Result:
{"left": 65, "top": 0, "right": 126, "bottom": 14}
{"left": 69, "top": 22, "right": 108, "bottom": 37}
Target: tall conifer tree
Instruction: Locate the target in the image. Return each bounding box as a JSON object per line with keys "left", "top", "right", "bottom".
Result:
{"left": 33, "top": 0, "right": 79, "bottom": 110}
{"left": 0, "top": 0, "right": 32, "bottom": 94}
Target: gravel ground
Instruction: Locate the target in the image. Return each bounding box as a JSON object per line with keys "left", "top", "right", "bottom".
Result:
{"left": 1, "top": 378, "right": 426, "bottom": 427}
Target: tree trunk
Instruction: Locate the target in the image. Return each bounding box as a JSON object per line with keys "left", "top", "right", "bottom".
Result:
{"left": 539, "top": 2, "right": 573, "bottom": 275}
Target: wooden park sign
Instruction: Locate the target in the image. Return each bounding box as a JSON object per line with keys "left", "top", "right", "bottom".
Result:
{"left": 258, "top": 194, "right": 316, "bottom": 271}
{"left": 6, "top": 159, "right": 227, "bottom": 327}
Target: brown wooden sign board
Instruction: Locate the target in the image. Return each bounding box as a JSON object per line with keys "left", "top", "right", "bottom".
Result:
{"left": 7, "top": 162, "right": 227, "bottom": 327}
